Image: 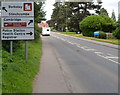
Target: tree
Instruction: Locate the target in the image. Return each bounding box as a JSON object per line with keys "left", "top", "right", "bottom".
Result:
{"left": 99, "top": 8, "right": 108, "bottom": 16}
{"left": 34, "top": 2, "right": 46, "bottom": 23}
{"left": 113, "top": 26, "right": 120, "bottom": 39}
{"left": 111, "top": 10, "right": 116, "bottom": 21}
{"left": 50, "top": 2, "right": 67, "bottom": 31}
{"left": 50, "top": 1, "right": 102, "bottom": 32}
{"left": 34, "top": 2, "right": 46, "bottom": 39}
{"left": 113, "top": 19, "right": 120, "bottom": 39}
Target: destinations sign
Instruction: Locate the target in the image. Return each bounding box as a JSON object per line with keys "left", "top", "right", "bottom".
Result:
{"left": 1, "top": 2, "right": 34, "bottom": 17}
{"left": 1, "top": 28, "right": 34, "bottom": 40}
{"left": 1, "top": 18, "right": 34, "bottom": 27}
{"left": 1, "top": 2, "right": 34, "bottom": 40}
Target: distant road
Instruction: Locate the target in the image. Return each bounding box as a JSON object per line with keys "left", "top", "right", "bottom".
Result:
{"left": 33, "top": 32, "right": 118, "bottom": 93}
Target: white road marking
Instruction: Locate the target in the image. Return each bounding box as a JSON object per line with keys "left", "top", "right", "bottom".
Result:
{"left": 52, "top": 34, "right": 119, "bottom": 64}
{"left": 80, "top": 46, "right": 96, "bottom": 51}
{"left": 105, "top": 56, "right": 118, "bottom": 59}
{"left": 97, "top": 54, "right": 119, "bottom": 64}
{"left": 67, "top": 41, "right": 74, "bottom": 45}
{"left": 94, "top": 52, "right": 119, "bottom": 64}
{"left": 76, "top": 45, "right": 81, "bottom": 48}
{"left": 94, "top": 52, "right": 103, "bottom": 54}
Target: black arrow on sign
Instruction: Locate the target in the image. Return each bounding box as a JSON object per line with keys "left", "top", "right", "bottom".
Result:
{"left": 28, "top": 20, "right": 33, "bottom": 25}
{"left": 26, "top": 32, "right": 33, "bottom": 36}
{"left": 2, "top": 7, "right": 7, "bottom": 12}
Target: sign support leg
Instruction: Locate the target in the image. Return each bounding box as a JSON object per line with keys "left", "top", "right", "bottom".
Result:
{"left": 10, "top": 41, "right": 13, "bottom": 55}
{"left": 25, "top": 41, "right": 28, "bottom": 61}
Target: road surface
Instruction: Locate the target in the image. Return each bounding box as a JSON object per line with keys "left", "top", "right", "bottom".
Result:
{"left": 33, "top": 32, "right": 119, "bottom": 93}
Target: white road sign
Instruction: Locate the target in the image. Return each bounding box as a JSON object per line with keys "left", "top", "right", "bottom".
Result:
{"left": 1, "top": 28, "right": 34, "bottom": 40}
{"left": 1, "top": 17, "right": 34, "bottom": 27}
{"left": 1, "top": 1, "right": 34, "bottom": 40}
{"left": 1, "top": 2, "right": 34, "bottom": 17}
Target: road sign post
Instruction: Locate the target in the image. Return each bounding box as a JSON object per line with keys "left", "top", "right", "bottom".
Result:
{"left": 1, "top": 2, "right": 34, "bottom": 60}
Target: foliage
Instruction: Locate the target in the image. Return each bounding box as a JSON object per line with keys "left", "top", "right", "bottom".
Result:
{"left": 80, "top": 15, "right": 102, "bottom": 36}
{"left": 34, "top": 2, "right": 46, "bottom": 23}
{"left": 2, "top": 41, "right": 22, "bottom": 52}
{"left": 2, "top": 39, "right": 42, "bottom": 93}
{"left": 34, "top": 2, "right": 45, "bottom": 40}
{"left": 111, "top": 10, "right": 116, "bottom": 21}
{"left": 99, "top": 8, "right": 108, "bottom": 16}
{"left": 50, "top": 1, "right": 102, "bottom": 32}
{"left": 34, "top": 23, "right": 42, "bottom": 40}
{"left": 99, "top": 31, "right": 106, "bottom": 39}
{"left": 80, "top": 15, "right": 117, "bottom": 37}
{"left": 101, "top": 15, "right": 117, "bottom": 32}
{"left": 113, "top": 26, "right": 120, "bottom": 39}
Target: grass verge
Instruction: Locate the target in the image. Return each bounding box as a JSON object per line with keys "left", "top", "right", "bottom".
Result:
{"left": 53, "top": 31, "right": 119, "bottom": 45}
{"left": 2, "top": 38, "right": 42, "bottom": 93}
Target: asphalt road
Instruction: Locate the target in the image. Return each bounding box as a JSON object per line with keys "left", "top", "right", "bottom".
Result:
{"left": 33, "top": 32, "right": 119, "bottom": 93}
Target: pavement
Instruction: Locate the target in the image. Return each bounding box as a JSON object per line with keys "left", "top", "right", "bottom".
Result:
{"left": 32, "top": 36, "right": 70, "bottom": 93}
{"left": 33, "top": 32, "right": 118, "bottom": 93}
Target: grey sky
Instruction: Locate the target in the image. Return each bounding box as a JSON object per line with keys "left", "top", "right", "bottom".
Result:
{"left": 44, "top": 0, "right": 120, "bottom": 20}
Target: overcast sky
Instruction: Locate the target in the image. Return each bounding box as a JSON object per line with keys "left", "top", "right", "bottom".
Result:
{"left": 44, "top": 0, "right": 120, "bottom": 21}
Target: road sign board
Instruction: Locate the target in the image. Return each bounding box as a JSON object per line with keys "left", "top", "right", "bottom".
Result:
{"left": 1, "top": 2, "right": 34, "bottom": 17}
{"left": 1, "top": 28, "right": 34, "bottom": 40}
{"left": 1, "top": 1, "right": 34, "bottom": 40}
{"left": 1, "top": 17, "right": 34, "bottom": 27}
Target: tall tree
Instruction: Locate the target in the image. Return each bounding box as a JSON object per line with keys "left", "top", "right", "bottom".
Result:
{"left": 50, "top": 1, "right": 102, "bottom": 32}
{"left": 111, "top": 10, "right": 116, "bottom": 21}
{"left": 34, "top": 2, "right": 46, "bottom": 23}
{"left": 99, "top": 8, "right": 108, "bottom": 16}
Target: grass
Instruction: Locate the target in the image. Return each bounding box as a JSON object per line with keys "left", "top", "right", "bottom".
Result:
{"left": 53, "top": 31, "right": 119, "bottom": 45}
{"left": 2, "top": 38, "right": 42, "bottom": 93}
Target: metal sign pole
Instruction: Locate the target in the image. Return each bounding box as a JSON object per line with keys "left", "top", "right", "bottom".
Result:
{"left": 10, "top": 41, "right": 13, "bottom": 55}
{"left": 25, "top": 41, "right": 28, "bottom": 61}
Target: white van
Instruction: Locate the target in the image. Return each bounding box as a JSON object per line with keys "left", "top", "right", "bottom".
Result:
{"left": 42, "top": 27, "right": 51, "bottom": 36}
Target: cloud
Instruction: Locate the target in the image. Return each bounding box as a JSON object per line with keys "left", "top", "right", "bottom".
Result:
{"left": 44, "top": 0, "right": 55, "bottom": 20}
{"left": 102, "top": 0, "right": 119, "bottom": 19}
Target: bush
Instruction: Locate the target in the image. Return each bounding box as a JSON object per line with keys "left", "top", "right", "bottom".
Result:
{"left": 2, "top": 41, "right": 22, "bottom": 52}
{"left": 80, "top": 15, "right": 117, "bottom": 37}
{"left": 101, "top": 15, "right": 117, "bottom": 32}
{"left": 99, "top": 31, "right": 107, "bottom": 39}
{"left": 80, "top": 15, "right": 103, "bottom": 37}
{"left": 113, "top": 26, "right": 120, "bottom": 39}
{"left": 34, "top": 23, "right": 42, "bottom": 39}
